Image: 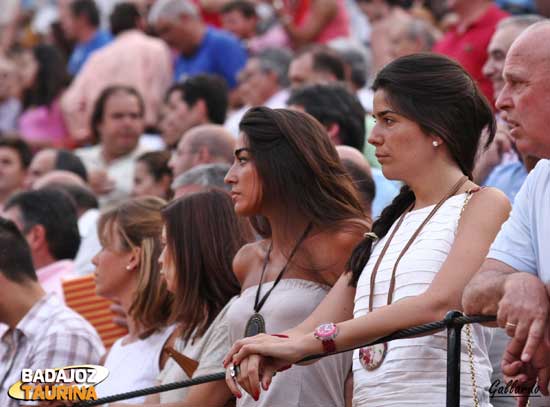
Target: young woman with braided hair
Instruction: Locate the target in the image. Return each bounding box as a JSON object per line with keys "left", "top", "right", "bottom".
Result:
{"left": 223, "top": 53, "right": 511, "bottom": 406}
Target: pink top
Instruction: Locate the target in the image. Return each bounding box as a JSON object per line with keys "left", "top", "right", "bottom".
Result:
{"left": 18, "top": 98, "right": 70, "bottom": 147}
{"left": 36, "top": 259, "right": 76, "bottom": 303}
{"left": 61, "top": 30, "right": 173, "bottom": 142}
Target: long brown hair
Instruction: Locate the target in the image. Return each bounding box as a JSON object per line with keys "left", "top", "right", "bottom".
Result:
{"left": 239, "top": 107, "right": 367, "bottom": 237}
{"left": 161, "top": 189, "right": 254, "bottom": 342}
{"left": 97, "top": 197, "right": 172, "bottom": 332}
{"left": 347, "top": 53, "right": 495, "bottom": 286}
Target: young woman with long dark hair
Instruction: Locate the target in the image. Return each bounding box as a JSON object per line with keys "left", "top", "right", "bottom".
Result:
{"left": 223, "top": 53, "right": 511, "bottom": 406}
{"left": 223, "top": 106, "right": 368, "bottom": 406}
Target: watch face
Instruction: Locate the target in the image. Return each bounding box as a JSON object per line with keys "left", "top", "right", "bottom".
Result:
{"left": 317, "top": 323, "right": 337, "bottom": 337}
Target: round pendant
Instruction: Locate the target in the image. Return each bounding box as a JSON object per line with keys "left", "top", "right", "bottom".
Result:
{"left": 244, "top": 313, "right": 266, "bottom": 337}
{"left": 359, "top": 342, "right": 387, "bottom": 371}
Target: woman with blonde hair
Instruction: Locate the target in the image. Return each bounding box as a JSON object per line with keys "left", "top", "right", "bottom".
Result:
{"left": 92, "top": 196, "right": 175, "bottom": 403}
{"left": 118, "top": 189, "right": 254, "bottom": 407}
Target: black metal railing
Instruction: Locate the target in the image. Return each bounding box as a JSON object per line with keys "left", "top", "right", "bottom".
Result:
{"left": 74, "top": 311, "right": 496, "bottom": 407}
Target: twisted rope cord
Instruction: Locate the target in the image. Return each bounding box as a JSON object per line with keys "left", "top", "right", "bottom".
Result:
{"left": 75, "top": 314, "right": 496, "bottom": 406}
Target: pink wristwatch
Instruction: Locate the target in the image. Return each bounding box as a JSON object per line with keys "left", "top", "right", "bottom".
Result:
{"left": 314, "top": 323, "right": 339, "bottom": 353}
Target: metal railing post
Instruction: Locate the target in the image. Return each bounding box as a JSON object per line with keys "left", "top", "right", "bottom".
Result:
{"left": 446, "top": 310, "right": 464, "bottom": 407}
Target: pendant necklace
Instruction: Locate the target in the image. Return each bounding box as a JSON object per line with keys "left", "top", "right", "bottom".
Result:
{"left": 359, "top": 176, "right": 468, "bottom": 371}
{"left": 244, "top": 222, "right": 313, "bottom": 337}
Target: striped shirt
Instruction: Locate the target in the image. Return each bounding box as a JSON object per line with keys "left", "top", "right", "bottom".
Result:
{"left": 0, "top": 293, "right": 104, "bottom": 407}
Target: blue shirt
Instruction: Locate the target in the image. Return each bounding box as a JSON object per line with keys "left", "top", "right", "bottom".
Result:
{"left": 371, "top": 168, "right": 400, "bottom": 220}
{"left": 488, "top": 160, "right": 550, "bottom": 282}
{"left": 173, "top": 27, "right": 247, "bottom": 89}
{"left": 68, "top": 30, "right": 112, "bottom": 76}
{"left": 483, "top": 161, "right": 528, "bottom": 204}
{"left": 496, "top": 0, "right": 536, "bottom": 13}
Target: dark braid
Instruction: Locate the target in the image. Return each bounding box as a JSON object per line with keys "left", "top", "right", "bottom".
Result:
{"left": 347, "top": 185, "right": 414, "bottom": 286}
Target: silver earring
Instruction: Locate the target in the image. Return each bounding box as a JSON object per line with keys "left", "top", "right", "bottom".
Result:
{"left": 432, "top": 141, "right": 439, "bottom": 148}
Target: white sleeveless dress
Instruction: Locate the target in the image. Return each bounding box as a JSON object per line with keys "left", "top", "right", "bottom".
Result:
{"left": 96, "top": 324, "right": 176, "bottom": 403}
{"left": 353, "top": 193, "right": 493, "bottom": 406}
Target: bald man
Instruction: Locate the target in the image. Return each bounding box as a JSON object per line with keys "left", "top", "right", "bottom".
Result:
{"left": 336, "top": 146, "right": 374, "bottom": 218}
{"left": 462, "top": 21, "right": 550, "bottom": 403}
{"left": 33, "top": 170, "right": 87, "bottom": 190}
{"left": 336, "top": 145, "right": 372, "bottom": 175}
{"left": 336, "top": 145, "right": 399, "bottom": 219}
{"left": 25, "top": 149, "right": 88, "bottom": 189}
{"left": 168, "top": 124, "right": 235, "bottom": 178}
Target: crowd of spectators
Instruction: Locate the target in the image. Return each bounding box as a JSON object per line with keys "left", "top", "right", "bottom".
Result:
{"left": 1, "top": 0, "right": 550, "bottom": 406}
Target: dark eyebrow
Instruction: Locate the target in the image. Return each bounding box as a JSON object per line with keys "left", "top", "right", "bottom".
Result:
{"left": 375, "top": 110, "right": 397, "bottom": 117}
{"left": 234, "top": 147, "right": 251, "bottom": 157}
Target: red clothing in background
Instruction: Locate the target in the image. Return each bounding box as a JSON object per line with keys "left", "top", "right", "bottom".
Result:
{"left": 191, "top": 0, "right": 222, "bottom": 27}
{"left": 433, "top": 4, "right": 509, "bottom": 106}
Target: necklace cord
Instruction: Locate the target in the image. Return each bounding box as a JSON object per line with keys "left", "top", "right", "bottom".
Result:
{"left": 253, "top": 222, "right": 314, "bottom": 313}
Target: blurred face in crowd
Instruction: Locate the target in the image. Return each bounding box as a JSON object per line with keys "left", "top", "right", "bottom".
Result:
{"left": 11, "top": 50, "right": 38, "bottom": 91}
{"left": 92, "top": 221, "right": 137, "bottom": 299}
{"left": 289, "top": 53, "right": 314, "bottom": 89}
{"left": 496, "top": 25, "right": 550, "bottom": 158}
{"left": 169, "top": 133, "right": 197, "bottom": 178}
{"left": 98, "top": 91, "right": 144, "bottom": 159}
{"left": 58, "top": 0, "right": 76, "bottom": 39}
{"left": 131, "top": 161, "right": 169, "bottom": 199}
{"left": 224, "top": 133, "right": 263, "bottom": 216}
{"left": 483, "top": 24, "right": 525, "bottom": 101}
{"left": 0, "top": 58, "right": 17, "bottom": 101}
{"left": 368, "top": 90, "right": 442, "bottom": 181}
{"left": 164, "top": 89, "right": 206, "bottom": 141}
{"left": 158, "top": 105, "right": 180, "bottom": 148}
{"left": 158, "top": 226, "right": 176, "bottom": 292}
{"left": 389, "top": 24, "right": 421, "bottom": 60}
{"left": 154, "top": 15, "right": 196, "bottom": 54}
{"left": 0, "top": 147, "right": 26, "bottom": 200}
{"left": 238, "top": 59, "right": 278, "bottom": 106}
{"left": 24, "top": 149, "right": 56, "bottom": 190}
{"left": 221, "top": 10, "right": 257, "bottom": 39}
{"left": 289, "top": 53, "right": 337, "bottom": 89}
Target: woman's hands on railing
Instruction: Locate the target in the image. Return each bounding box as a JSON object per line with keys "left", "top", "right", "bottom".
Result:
{"left": 223, "top": 333, "right": 302, "bottom": 400}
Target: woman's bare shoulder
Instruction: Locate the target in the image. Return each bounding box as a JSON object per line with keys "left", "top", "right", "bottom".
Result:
{"left": 456, "top": 186, "right": 511, "bottom": 239}
{"left": 462, "top": 186, "right": 511, "bottom": 221}
{"left": 232, "top": 240, "right": 268, "bottom": 285}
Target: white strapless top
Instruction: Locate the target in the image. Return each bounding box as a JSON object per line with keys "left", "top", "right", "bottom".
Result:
{"left": 353, "top": 193, "right": 493, "bottom": 406}
{"left": 227, "top": 278, "right": 352, "bottom": 407}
